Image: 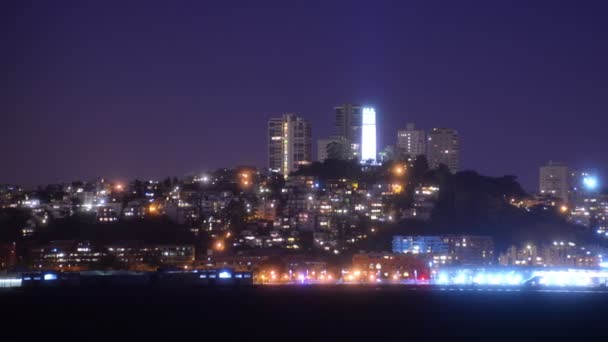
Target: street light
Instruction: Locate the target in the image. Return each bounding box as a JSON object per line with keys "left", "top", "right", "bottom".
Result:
{"left": 393, "top": 165, "right": 406, "bottom": 176}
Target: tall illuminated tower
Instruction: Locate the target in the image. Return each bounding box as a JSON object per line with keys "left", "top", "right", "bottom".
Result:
{"left": 361, "top": 107, "right": 377, "bottom": 164}
{"left": 268, "top": 114, "right": 312, "bottom": 176}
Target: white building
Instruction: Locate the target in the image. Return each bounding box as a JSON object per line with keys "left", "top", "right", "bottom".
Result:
{"left": 539, "top": 161, "right": 569, "bottom": 202}
{"left": 268, "top": 114, "right": 312, "bottom": 176}
{"left": 427, "top": 128, "right": 459, "bottom": 173}
{"left": 361, "top": 107, "right": 377, "bottom": 164}
{"left": 397, "top": 123, "right": 426, "bottom": 158}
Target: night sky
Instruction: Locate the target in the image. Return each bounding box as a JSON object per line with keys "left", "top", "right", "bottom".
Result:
{"left": 2, "top": 0, "right": 607, "bottom": 191}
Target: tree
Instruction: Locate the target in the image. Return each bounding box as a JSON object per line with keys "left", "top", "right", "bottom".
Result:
{"left": 411, "top": 155, "right": 429, "bottom": 184}
{"left": 326, "top": 141, "right": 350, "bottom": 160}
{"left": 223, "top": 199, "right": 248, "bottom": 233}
{"left": 92, "top": 254, "right": 124, "bottom": 271}
{"left": 143, "top": 254, "right": 162, "bottom": 269}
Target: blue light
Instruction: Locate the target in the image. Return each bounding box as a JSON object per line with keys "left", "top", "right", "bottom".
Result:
{"left": 583, "top": 176, "right": 599, "bottom": 190}
{"left": 218, "top": 271, "right": 232, "bottom": 279}
{"left": 43, "top": 274, "right": 57, "bottom": 281}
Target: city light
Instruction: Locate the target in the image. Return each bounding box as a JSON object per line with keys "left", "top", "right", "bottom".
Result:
{"left": 214, "top": 241, "right": 225, "bottom": 251}
{"left": 43, "top": 274, "right": 57, "bottom": 281}
{"left": 0, "top": 278, "right": 22, "bottom": 288}
{"left": 583, "top": 176, "right": 599, "bottom": 190}
{"left": 391, "top": 184, "right": 403, "bottom": 194}
{"left": 361, "top": 107, "right": 377, "bottom": 164}
{"left": 218, "top": 271, "right": 232, "bottom": 279}
{"left": 393, "top": 165, "right": 406, "bottom": 176}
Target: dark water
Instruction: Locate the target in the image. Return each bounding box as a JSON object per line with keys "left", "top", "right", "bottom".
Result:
{"left": 1, "top": 285, "right": 607, "bottom": 340}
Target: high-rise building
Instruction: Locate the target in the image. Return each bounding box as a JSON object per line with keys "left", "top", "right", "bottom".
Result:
{"left": 361, "top": 107, "right": 377, "bottom": 164}
{"left": 334, "top": 104, "right": 362, "bottom": 158}
{"left": 317, "top": 136, "right": 350, "bottom": 162}
{"left": 397, "top": 123, "right": 426, "bottom": 158}
{"left": 427, "top": 128, "right": 459, "bottom": 173}
{"left": 268, "top": 114, "right": 312, "bottom": 176}
{"left": 539, "top": 161, "right": 569, "bottom": 202}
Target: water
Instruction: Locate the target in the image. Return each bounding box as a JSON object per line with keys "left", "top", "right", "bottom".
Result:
{"left": 1, "top": 285, "right": 607, "bottom": 339}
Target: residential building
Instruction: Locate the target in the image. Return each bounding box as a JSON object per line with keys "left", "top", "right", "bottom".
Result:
{"left": 539, "top": 161, "right": 569, "bottom": 202}
{"left": 392, "top": 236, "right": 448, "bottom": 254}
{"left": 397, "top": 123, "right": 426, "bottom": 158}
{"left": 334, "top": 103, "right": 362, "bottom": 158}
{"left": 427, "top": 128, "right": 459, "bottom": 173}
{"left": 268, "top": 114, "right": 312, "bottom": 176}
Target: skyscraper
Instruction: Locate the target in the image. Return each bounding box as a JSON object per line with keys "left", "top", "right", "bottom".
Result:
{"left": 361, "top": 107, "right": 377, "bottom": 164}
{"left": 333, "top": 104, "right": 362, "bottom": 158}
{"left": 427, "top": 128, "right": 459, "bottom": 173}
{"left": 539, "top": 161, "right": 569, "bottom": 202}
{"left": 268, "top": 114, "right": 312, "bottom": 176}
{"left": 397, "top": 123, "right": 426, "bottom": 158}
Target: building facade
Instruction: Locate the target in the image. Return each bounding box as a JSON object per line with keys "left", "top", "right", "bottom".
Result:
{"left": 392, "top": 236, "right": 448, "bottom": 254}
{"left": 397, "top": 123, "right": 426, "bottom": 158}
{"left": 268, "top": 114, "right": 312, "bottom": 176}
{"left": 361, "top": 107, "right": 377, "bottom": 164}
{"left": 334, "top": 104, "right": 362, "bottom": 158}
{"left": 539, "top": 161, "right": 569, "bottom": 202}
{"left": 392, "top": 235, "right": 494, "bottom": 266}
{"left": 427, "top": 128, "right": 459, "bottom": 173}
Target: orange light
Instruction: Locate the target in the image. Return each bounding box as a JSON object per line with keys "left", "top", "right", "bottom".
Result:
{"left": 393, "top": 165, "right": 406, "bottom": 176}
{"left": 115, "top": 184, "right": 124, "bottom": 191}
{"left": 391, "top": 183, "right": 403, "bottom": 194}
{"left": 560, "top": 205, "right": 568, "bottom": 213}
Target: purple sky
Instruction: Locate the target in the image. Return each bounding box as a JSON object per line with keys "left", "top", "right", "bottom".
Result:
{"left": 2, "top": 0, "right": 607, "bottom": 191}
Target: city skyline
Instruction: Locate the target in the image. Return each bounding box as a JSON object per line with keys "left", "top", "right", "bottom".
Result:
{"left": 4, "top": 2, "right": 608, "bottom": 338}
{"left": 3, "top": 1, "right": 608, "bottom": 190}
